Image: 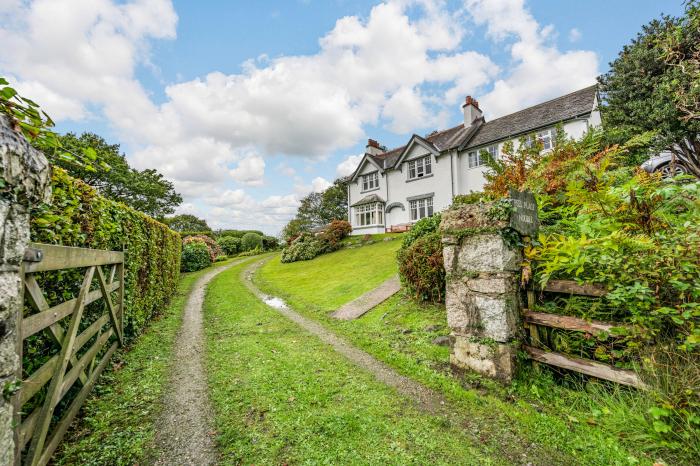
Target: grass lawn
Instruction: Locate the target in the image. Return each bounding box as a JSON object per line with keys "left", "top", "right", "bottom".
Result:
{"left": 254, "top": 245, "right": 658, "bottom": 465}
{"left": 203, "top": 259, "right": 570, "bottom": 464}
{"left": 53, "top": 259, "right": 240, "bottom": 466}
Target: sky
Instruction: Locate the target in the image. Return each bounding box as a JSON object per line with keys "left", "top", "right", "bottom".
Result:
{"left": 0, "top": 0, "right": 685, "bottom": 234}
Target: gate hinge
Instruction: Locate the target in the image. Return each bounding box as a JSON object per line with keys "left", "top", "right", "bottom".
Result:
{"left": 23, "top": 247, "right": 43, "bottom": 263}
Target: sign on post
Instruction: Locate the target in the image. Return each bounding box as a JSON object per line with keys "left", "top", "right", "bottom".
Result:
{"left": 509, "top": 188, "right": 539, "bottom": 236}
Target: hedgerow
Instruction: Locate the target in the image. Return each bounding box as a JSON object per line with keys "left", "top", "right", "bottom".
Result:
{"left": 396, "top": 214, "right": 444, "bottom": 302}
{"left": 31, "top": 167, "right": 181, "bottom": 339}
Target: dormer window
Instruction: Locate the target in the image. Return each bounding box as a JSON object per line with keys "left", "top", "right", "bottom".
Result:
{"left": 362, "top": 171, "right": 379, "bottom": 191}
{"left": 407, "top": 156, "right": 432, "bottom": 180}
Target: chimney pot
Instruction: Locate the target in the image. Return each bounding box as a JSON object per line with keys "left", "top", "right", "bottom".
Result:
{"left": 367, "top": 138, "right": 380, "bottom": 148}
{"left": 462, "top": 95, "right": 483, "bottom": 125}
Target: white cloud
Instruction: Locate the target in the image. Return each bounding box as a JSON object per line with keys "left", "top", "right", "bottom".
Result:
{"left": 464, "top": 0, "right": 598, "bottom": 118}
{"left": 568, "top": 28, "right": 581, "bottom": 43}
{"left": 311, "top": 176, "right": 332, "bottom": 192}
{"left": 336, "top": 154, "right": 364, "bottom": 177}
{"left": 229, "top": 153, "right": 266, "bottom": 186}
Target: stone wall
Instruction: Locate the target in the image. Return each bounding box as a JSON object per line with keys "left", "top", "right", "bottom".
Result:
{"left": 441, "top": 202, "right": 521, "bottom": 382}
{"left": 0, "top": 115, "right": 51, "bottom": 465}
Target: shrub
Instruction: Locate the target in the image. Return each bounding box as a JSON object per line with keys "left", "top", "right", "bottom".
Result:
{"left": 218, "top": 236, "right": 241, "bottom": 255}
{"left": 237, "top": 246, "right": 264, "bottom": 257}
{"left": 280, "top": 234, "right": 324, "bottom": 263}
{"left": 262, "top": 235, "right": 280, "bottom": 250}
{"left": 241, "top": 232, "right": 263, "bottom": 251}
{"left": 31, "top": 167, "right": 181, "bottom": 338}
{"left": 183, "top": 235, "right": 221, "bottom": 261}
{"left": 181, "top": 242, "right": 211, "bottom": 272}
{"left": 401, "top": 213, "right": 441, "bottom": 248}
{"left": 397, "top": 231, "right": 445, "bottom": 302}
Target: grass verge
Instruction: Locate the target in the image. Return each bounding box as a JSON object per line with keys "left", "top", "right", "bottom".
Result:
{"left": 204, "top": 259, "right": 557, "bottom": 464}
{"left": 52, "top": 259, "right": 237, "bottom": 465}
{"left": 255, "top": 248, "right": 657, "bottom": 465}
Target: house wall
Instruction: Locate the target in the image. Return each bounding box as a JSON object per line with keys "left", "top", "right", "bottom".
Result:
{"left": 456, "top": 117, "right": 596, "bottom": 195}
{"left": 383, "top": 145, "right": 453, "bottom": 229}
{"left": 349, "top": 110, "right": 603, "bottom": 233}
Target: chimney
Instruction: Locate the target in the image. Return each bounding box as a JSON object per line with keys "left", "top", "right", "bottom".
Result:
{"left": 462, "top": 95, "right": 483, "bottom": 126}
{"left": 366, "top": 138, "right": 386, "bottom": 156}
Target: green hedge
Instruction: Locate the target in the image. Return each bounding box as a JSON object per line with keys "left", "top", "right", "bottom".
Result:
{"left": 30, "top": 167, "right": 181, "bottom": 339}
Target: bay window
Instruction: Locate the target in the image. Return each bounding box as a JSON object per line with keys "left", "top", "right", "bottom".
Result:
{"left": 355, "top": 202, "right": 384, "bottom": 226}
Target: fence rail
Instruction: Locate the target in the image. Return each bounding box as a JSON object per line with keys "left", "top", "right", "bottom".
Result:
{"left": 14, "top": 243, "right": 124, "bottom": 466}
{"left": 524, "top": 279, "right": 645, "bottom": 389}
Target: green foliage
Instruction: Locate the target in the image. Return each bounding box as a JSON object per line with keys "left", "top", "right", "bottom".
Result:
{"left": 180, "top": 242, "right": 211, "bottom": 272}
{"left": 31, "top": 167, "right": 181, "bottom": 338}
{"left": 183, "top": 235, "right": 221, "bottom": 261}
{"left": 48, "top": 132, "right": 182, "bottom": 218}
{"left": 241, "top": 232, "right": 263, "bottom": 251}
{"left": 0, "top": 76, "right": 103, "bottom": 172}
{"left": 163, "top": 214, "right": 211, "bottom": 232}
{"left": 280, "top": 220, "right": 351, "bottom": 263}
{"left": 261, "top": 235, "right": 280, "bottom": 250}
{"left": 217, "top": 229, "right": 265, "bottom": 238}
{"left": 280, "top": 234, "right": 324, "bottom": 263}
{"left": 451, "top": 192, "right": 492, "bottom": 207}
{"left": 598, "top": 3, "right": 700, "bottom": 176}
{"left": 401, "top": 213, "right": 442, "bottom": 248}
{"left": 217, "top": 236, "right": 241, "bottom": 255}
{"left": 397, "top": 232, "right": 445, "bottom": 303}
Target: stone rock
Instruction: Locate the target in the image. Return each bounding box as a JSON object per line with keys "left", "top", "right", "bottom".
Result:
{"left": 472, "top": 294, "right": 518, "bottom": 342}
{"left": 456, "top": 234, "right": 521, "bottom": 273}
{"left": 423, "top": 324, "right": 441, "bottom": 332}
{"left": 451, "top": 337, "right": 518, "bottom": 383}
{"left": 432, "top": 335, "right": 452, "bottom": 347}
{"left": 0, "top": 114, "right": 52, "bottom": 465}
{"left": 440, "top": 202, "right": 508, "bottom": 233}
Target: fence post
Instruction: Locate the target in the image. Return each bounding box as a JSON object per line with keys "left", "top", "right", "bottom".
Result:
{"left": 440, "top": 202, "right": 522, "bottom": 382}
{"left": 0, "top": 115, "right": 51, "bottom": 465}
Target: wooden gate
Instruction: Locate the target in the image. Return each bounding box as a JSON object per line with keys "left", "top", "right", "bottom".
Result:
{"left": 13, "top": 243, "right": 125, "bottom": 466}
{"left": 523, "top": 279, "right": 646, "bottom": 389}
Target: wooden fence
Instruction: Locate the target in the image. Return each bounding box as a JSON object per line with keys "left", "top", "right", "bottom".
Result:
{"left": 13, "top": 243, "right": 124, "bottom": 466}
{"left": 523, "top": 279, "right": 646, "bottom": 389}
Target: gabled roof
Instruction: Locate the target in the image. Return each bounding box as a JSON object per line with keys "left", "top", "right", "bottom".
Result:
{"left": 393, "top": 134, "right": 439, "bottom": 167}
{"left": 460, "top": 85, "right": 597, "bottom": 150}
{"left": 349, "top": 153, "right": 384, "bottom": 181}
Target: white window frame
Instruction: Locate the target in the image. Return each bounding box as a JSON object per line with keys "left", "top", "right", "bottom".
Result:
{"left": 409, "top": 197, "right": 434, "bottom": 221}
{"left": 361, "top": 171, "right": 379, "bottom": 191}
{"left": 354, "top": 202, "right": 384, "bottom": 227}
{"left": 467, "top": 144, "right": 498, "bottom": 169}
{"left": 524, "top": 128, "right": 557, "bottom": 151}
{"left": 407, "top": 155, "right": 432, "bottom": 180}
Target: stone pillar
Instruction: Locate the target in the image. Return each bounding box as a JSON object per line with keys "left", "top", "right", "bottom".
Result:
{"left": 441, "top": 202, "right": 521, "bottom": 382}
{"left": 0, "top": 115, "right": 51, "bottom": 465}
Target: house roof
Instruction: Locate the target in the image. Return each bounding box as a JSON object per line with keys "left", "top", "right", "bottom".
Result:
{"left": 361, "top": 85, "right": 597, "bottom": 172}
{"left": 351, "top": 193, "right": 385, "bottom": 207}
{"left": 461, "top": 85, "right": 598, "bottom": 150}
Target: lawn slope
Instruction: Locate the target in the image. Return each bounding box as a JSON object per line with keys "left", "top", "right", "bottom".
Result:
{"left": 254, "top": 241, "right": 648, "bottom": 465}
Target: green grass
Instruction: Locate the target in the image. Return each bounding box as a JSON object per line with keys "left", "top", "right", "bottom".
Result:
{"left": 53, "top": 259, "right": 238, "bottom": 466}
{"left": 254, "top": 245, "right": 655, "bottom": 465}
{"left": 204, "top": 259, "right": 568, "bottom": 464}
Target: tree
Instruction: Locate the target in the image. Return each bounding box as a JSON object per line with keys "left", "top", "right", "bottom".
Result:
{"left": 283, "top": 177, "right": 349, "bottom": 241}
{"left": 319, "top": 177, "right": 349, "bottom": 224}
{"left": 48, "top": 132, "right": 182, "bottom": 217}
{"left": 598, "top": 4, "right": 700, "bottom": 176}
{"left": 164, "top": 214, "right": 211, "bottom": 232}
{"left": 241, "top": 232, "right": 263, "bottom": 251}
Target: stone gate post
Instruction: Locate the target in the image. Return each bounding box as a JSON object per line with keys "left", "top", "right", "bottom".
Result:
{"left": 440, "top": 202, "right": 522, "bottom": 382}
{"left": 0, "top": 115, "right": 51, "bottom": 465}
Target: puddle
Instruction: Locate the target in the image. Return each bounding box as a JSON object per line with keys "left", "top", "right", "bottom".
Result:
{"left": 263, "top": 296, "right": 288, "bottom": 310}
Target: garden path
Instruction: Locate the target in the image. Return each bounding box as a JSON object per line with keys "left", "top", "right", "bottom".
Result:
{"left": 243, "top": 259, "right": 448, "bottom": 413}
{"left": 330, "top": 274, "right": 401, "bottom": 320}
{"left": 153, "top": 259, "right": 246, "bottom": 465}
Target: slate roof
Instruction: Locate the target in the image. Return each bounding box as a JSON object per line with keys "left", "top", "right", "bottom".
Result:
{"left": 462, "top": 85, "right": 597, "bottom": 149}
{"left": 351, "top": 193, "right": 386, "bottom": 207}
{"left": 364, "top": 85, "right": 597, "bottom": 171}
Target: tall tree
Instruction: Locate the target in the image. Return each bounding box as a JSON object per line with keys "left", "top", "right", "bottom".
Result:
{"left": 49, "top": 132, "right": 183, "bottom": 217}
{"left": 598, "top": 4, "right": 700, "bottom": 176}
{"left": 282, "top": 177, "right": 349, "bottom": 240}
{"left": 163, "top": 214, "right": 211, "bottom": 232}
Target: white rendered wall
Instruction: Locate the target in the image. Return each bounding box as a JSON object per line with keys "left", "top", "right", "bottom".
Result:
{"left": 348, "top": 159, "right": 388, "bottom": 234}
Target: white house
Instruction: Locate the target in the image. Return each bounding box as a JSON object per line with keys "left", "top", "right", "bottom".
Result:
{"left": 347, "top": 86, "right": 601, "bottom": 234}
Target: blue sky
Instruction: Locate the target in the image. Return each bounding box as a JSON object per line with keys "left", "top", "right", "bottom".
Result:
{"left": 0, "top": 0, "right": 685, "bottom": 233}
